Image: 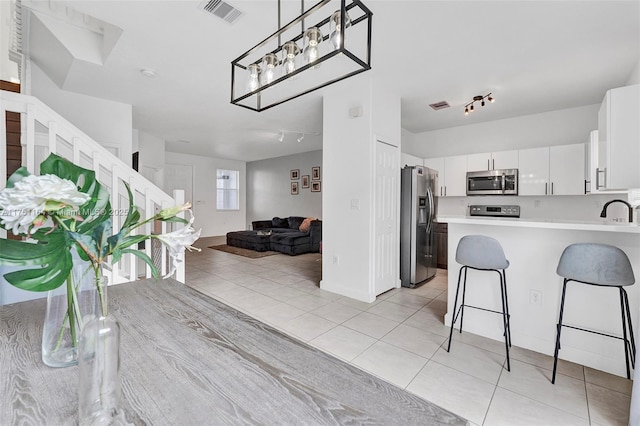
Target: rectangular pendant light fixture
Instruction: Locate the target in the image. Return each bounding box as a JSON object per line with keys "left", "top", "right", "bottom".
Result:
{"left": 230, "top": 0, "right": 372, "bottom": 112}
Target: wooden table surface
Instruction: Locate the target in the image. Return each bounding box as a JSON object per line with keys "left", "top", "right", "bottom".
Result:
{"left": 1, "top": 279, "right": 466, "bottom": 426}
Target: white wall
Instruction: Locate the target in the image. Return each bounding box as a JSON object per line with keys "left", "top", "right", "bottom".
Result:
{"left": 401, "top": 152, "right": 423, "bottom": 168}
{"left": 246, "top": 150, "right": 322, "bottom": 226}
{"left": 164, "top": 152, "right": 246, "bottom": 237}
{"left": 321, "top": 75, "right": 400, "bottom": 302}
{"left": 0, "top": 0, "right": 20, "bottom": 83}
{"left": 404, "top": 104, "right": 599, "bottom": 159}
{"left": 137, "top": 130, "right": 165, "bottom": 188}
{"left": 30, "top": 62, "right": 133, "bottom": 164}
{"left": 627, "top": 60, "right": 640, "bottom": 85}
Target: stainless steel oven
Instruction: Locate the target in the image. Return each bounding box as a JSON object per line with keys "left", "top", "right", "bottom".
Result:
{"left": 466, "top": 169, "right": 518, "bottom": 196}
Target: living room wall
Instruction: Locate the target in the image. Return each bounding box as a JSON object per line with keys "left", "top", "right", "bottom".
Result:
{"left": 246, "top": 150, "right": 322, "bottom": 227}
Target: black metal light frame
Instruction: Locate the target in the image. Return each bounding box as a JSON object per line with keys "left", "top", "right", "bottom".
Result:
{"left": 230, "top": 0, "right": 372, "bottom": 112}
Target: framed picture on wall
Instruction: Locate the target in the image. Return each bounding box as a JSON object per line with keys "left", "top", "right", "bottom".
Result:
{"left": 311, "top": 166, "right": 321, "bottom": 180}
{"left": 291, "top": 182, "right": 299, "bottom": 195}
{"left": 302, "top": 175, "right": 310, "bottom": 188}
{"left": 290, "top": 169, "right": 300, "bottom": 180}
{"left": 311, "top": 181, "right": 321, "bottom": 192}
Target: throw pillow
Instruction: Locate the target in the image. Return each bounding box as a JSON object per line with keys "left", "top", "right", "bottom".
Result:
{"left": 288, "top": 216, "right": 305, "bottom": 230}
{"left": 299, "top": 217, "right": 314, "bottom": 233}
{"left": 272, "top": 217, "right": 289, "bottom": 228}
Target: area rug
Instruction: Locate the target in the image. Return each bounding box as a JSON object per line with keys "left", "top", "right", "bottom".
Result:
{"left": 209, "top": 244, "right": 278, "bottom": 258}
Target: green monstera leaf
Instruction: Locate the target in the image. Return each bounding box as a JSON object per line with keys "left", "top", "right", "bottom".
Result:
{"left": 0, "top": 231, "right": 72, "bottom": 291}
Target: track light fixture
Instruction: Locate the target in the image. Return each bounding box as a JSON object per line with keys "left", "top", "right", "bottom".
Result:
{"left": 464, "top": 93, "right": 494, "bottom": 115}
{"left": 276, "top": 130, "right": 320, "bottom": 142}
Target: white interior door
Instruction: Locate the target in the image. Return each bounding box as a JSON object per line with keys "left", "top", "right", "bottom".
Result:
{"left": 164, "top": 164, "right": 193, "bottom": 204}
{"left": 374, "top": 139, "right": 400, "bottom": 296}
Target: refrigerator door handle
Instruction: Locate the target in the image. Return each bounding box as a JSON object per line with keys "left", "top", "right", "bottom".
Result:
{"left": 426, "top": 186, "right": 434, "bottom": 236}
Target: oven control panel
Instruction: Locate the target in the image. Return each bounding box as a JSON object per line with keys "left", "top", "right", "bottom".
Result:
{"left": 469, "top": 205, "right": 520, "bottom": 218}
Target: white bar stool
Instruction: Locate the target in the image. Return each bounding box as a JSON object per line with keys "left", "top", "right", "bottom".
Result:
{"left": 553, "top": 243, "right": 636, "bottom": 384}
{"left": 446, "top": 235, "right": 512, "bottom": 371}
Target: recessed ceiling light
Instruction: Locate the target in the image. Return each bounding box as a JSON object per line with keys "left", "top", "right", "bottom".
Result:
{"left": 140, "top": 68, "right": 156, "bottom": 78}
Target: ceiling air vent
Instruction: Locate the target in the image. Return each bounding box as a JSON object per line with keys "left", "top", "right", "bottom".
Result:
{"left": 429, "top": 101, "right": 450, "bottom": 111}
{"left": 200, "top": 0, "right": 243, "bottom": 24}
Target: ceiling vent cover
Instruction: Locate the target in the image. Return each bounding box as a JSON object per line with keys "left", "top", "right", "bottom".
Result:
{"left": 429, "top": 101, "right": 450, "bottom": 111}
{"left": 200, "top": 0, "right": 243, "bottom": 24}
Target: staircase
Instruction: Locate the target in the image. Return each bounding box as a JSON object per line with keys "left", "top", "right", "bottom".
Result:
{"left": 0, "top": 90, "right": 186, "bottom": 286}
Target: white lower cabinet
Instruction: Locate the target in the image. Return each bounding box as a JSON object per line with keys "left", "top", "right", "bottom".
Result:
{"left": 518, "top": 144, "right": 585, "bottom": 196}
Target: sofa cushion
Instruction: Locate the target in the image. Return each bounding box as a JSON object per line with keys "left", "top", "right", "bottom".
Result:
{"left": 271, "top": 217, "right": 289, "bottom": 228}
{"left": 299, "top": 217, "right": 314, "bottom": 233}
{"left": 270, "top": 232, "right": 311, "bottom": 255}
{"left": 288, "top": 216, "right": 305, "bottom": 230}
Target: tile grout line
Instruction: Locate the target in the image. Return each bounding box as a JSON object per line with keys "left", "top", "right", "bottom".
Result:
{"left": 481, "top": 362, "right": 506, "bottom": 425}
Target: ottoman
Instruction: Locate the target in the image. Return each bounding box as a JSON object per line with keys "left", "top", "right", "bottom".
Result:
{"left": 226, "top": 231, "right": 271, "bottom": 252}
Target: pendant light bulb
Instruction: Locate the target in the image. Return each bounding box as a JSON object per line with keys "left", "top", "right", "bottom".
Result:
{"left": 260, "top": 53, "right": 279, "bottom": 86}
{"left": 470, "top": 104, "right": 474, "bottom": 112}
{"left": 303, "top": 27, "right": 323, "bottom": 67}
{"left": 330, "top": 10, "right": 351, "bottom": 50}
{"left": 281, "top": 41, "right": 300, "bottom": 76}
{"left": 464, "top": 107, "right": 469, "bottom": 115}
{"left": 488, "top": 95, "right": 495, "bottom": 103}
{"left": 481, "top": 100, "right": 485, "bottom": 107}
{"left": 246, "top": 64, "right": 261, "bottom": 93}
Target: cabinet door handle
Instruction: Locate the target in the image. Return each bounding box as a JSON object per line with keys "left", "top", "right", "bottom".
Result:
{"left": 551, "top": 182, "right": 554, "bottom": 195}
{"left": 584, "top": 179, "right": 589, "bottom": 195}
{"left": 444, "top": 186, "right": 447, "bottom": 196}
{"left": 440, "top": 187, "right": 443, "bottom": 197}
{"left": 487, "top": 159, "right": 490, "bottom": 170}
{"left": 492, "top": 159, "right": 495, "bottom": 170}
{"left": 545, "top": 182, "right": 548, "bottom": 195}
{"left": 596, "top": 168, "right": 607, "bottom": 189}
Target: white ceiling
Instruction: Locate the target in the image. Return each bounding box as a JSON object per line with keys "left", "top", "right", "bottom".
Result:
{"left": 24, "top": 0, "right": 640, "bottom": 162}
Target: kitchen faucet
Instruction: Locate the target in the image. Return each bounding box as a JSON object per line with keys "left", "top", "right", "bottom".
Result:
{"left": 600, "top": 199, "right": 633, "bottom": 223}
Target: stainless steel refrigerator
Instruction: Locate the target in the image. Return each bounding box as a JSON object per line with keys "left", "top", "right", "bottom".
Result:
{"left": 400, "top": 165, "right": 438, "bottom": 288}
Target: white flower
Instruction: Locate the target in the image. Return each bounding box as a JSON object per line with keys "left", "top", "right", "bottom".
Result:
{"left": 156, "top": 210, "right": 202, "bottom": 278}
{"left": 0, "top": 174, "right": 90, "bottom": 235}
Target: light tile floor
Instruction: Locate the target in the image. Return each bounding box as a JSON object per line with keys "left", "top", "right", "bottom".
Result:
{"left": 186, "top": 237, "right": 632, "bottom": 425}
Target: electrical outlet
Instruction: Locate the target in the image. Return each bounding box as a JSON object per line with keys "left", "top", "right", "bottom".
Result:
{"left": 529, "top": 289, "right": 542, "bottom": 305}
{"left": 332, "top": 255, "right": 339, "bottom": 265}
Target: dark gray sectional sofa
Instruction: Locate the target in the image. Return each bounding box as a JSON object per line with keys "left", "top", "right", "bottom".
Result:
{"left": 226, "top": 216, "right": 322, "bottom": 256}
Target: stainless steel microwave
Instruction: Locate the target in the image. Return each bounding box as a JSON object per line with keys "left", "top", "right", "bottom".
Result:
{"left": 466, "top": 169, "right": 518, "bottom": 195}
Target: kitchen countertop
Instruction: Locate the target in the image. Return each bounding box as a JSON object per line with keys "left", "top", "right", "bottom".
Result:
{"left": 437, "top": 215, "right": 640, "bottom": 233}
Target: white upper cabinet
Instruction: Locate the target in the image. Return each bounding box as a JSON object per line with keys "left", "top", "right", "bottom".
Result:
{"left": 423, "top": 156, "right": 466, "bottom": 197}
{"left": 549, "top": 144, "right": 586, "bottom": 195}
{"left": 597, "top": 84, "right": 640, "bottom": 190}
{"left": 518, "top": 147, "right": 549, "bottom": 196}
{"left": 467, "top": 150, "right": 519, "bottom": 171}
{"left": 444, "top": 155, "right": 467, "bottom": 196}
{"left": 519, "top": 144, "right": 586, "bottom": 196}
{"left": 423, "top": 157, "right": 445, "bottom": 196}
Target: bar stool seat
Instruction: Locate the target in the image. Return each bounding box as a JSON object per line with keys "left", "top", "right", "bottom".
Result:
{"left": 447, "top": 235, "right": 512, "bottom": 371}
{"left": 552, "top": 243, "right": 636, "bottom": 384}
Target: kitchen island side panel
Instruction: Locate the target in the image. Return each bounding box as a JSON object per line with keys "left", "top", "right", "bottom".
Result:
{"left": 444, "top": 221, "right": 639, "bottom": 377}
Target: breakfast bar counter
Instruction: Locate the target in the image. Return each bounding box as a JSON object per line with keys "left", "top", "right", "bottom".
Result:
{"left": 438, "top": 216, "right": 640, "bottom": 377}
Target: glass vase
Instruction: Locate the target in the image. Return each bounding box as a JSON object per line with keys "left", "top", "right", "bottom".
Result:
{"left": 41, "top": 249, "right": 98, "bottom": 367}
{"left": 78, "top": 277, "right": 122, "bottom": 426}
